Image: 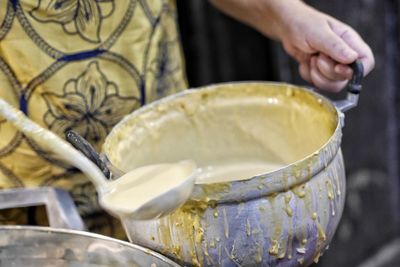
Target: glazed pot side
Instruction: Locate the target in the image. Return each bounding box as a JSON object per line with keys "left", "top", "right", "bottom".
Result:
{"left": 103, "top": 83, "right": 345, "bottom": 266}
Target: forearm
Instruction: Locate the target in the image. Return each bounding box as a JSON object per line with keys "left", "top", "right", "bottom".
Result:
{"left": 209, "top": 0, "right": 303, "bottom": 41}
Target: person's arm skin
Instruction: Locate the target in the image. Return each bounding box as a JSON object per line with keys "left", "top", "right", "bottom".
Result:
{"left": 209, "top": 0, "right": 375, "bottom": 92}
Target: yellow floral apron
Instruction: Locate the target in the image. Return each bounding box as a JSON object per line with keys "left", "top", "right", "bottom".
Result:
{"left": 0, "top": 0, "right": 187, "bottom": 238}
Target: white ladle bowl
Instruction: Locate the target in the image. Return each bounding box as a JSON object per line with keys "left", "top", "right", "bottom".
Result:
{"left": 0, "top": 98, "right": 197, "bottom": 220}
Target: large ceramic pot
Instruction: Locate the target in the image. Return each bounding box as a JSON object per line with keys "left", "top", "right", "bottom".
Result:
{"left": 103, "top": 64, "right": 362, "bottom": 267}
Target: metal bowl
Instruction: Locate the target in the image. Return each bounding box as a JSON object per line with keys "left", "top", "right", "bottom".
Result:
{"left": 0, "top": 188, "right": 180, "bottom": 267}
{"left": 0, "top": 225, "right": 180, "bottom": 267}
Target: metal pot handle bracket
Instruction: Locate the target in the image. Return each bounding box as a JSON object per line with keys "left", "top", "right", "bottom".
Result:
{"left": 0, "top": 187, "right": 85, "bottom": 231}
{"left": 333, "top": 60, "right": 364, "bottom": 112}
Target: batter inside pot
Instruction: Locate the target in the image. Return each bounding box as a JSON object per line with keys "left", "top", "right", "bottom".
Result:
{"left": 105, "top": 83, "right": 338, "bottom": 185}
{"left": 196, "top": 161, "right": 284, "bottom": 184}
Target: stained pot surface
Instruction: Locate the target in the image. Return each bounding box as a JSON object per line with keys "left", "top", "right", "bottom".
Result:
{"left": 103, "top": 82, "right": 345, "bottom": 266}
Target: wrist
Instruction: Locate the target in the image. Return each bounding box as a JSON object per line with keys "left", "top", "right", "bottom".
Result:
{"left": 253, "top": 0, "right": 305, "bottom": 41}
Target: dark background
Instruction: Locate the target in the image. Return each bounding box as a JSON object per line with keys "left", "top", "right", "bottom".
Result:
{"left": 177, "top": 1, "right": 400, "bottom": 266}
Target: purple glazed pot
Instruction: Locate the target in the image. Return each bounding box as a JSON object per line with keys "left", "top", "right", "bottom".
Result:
{"left": 103, "top": 66, "right": 362, "bottom": 266}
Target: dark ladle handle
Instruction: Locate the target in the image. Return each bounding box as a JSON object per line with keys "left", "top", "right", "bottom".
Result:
{"left": 65, "top": 130, "right": 111, "bottom": 179}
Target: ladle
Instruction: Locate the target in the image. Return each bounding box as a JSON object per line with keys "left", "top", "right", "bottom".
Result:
{"left": 0, "top": 99, "right": 197, "bottom": 220}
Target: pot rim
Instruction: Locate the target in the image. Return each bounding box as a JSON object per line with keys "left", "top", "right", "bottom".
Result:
{"left": 103, "top": 81, "right": 343, "bottom": 203}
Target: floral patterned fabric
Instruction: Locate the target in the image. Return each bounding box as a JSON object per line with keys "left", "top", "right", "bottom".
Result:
{"left": 0, "top": 0, "right": 187, "bottom": 238}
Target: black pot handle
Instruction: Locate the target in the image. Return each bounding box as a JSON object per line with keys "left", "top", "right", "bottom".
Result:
{"left": 347, "top": 60, "right": 364, "bottom": 94}
{"left": 334, "top": 59, "right": 364, "bottom": 112}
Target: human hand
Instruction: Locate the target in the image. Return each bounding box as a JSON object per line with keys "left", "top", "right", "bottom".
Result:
{"left": 276, "top": 2, "right": 374, "bottom": 92}
{"left": 210, "top": 0, "right": 374, "bottom": 92}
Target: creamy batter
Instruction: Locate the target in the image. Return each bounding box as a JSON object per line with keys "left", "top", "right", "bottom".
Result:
{"left": 196, "top": 161, "right": 284, "bottom": 184}
{"left": 105, "top": 84, "right": 336, "bottom": 191}
{"left": 100, "top": 161, "right": 196, "bottom": 218}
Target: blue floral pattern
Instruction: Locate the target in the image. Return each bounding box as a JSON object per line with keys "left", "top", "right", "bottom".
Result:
{"left": 0, "top": 0, "right": 186, "bottom": 237}
{"left": 30, "top": 0, "right": 115, "bottom": 43}
{"left": 42, "top": 61, "right": 139, "bottom": 146}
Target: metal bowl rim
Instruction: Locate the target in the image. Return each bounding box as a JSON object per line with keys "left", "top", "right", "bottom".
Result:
{"left": 0, "top": 225, "right": 180, "bottom": 266}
